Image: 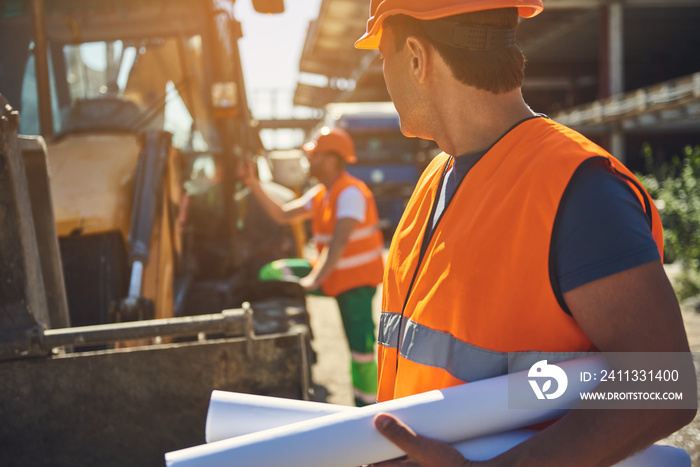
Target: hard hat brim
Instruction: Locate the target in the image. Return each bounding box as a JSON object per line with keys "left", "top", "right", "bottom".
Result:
{"left": 355, "top": 29, "right": 382, "bottom": 50}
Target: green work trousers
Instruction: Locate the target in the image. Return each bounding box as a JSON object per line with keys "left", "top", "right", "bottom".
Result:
{"left": 335, "top": 286, "right": 378, "bottom": 406}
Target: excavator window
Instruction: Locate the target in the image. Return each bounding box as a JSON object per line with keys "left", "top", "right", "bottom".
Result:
{"left": 15, "top": 35, "right": 205, "bottom": 144}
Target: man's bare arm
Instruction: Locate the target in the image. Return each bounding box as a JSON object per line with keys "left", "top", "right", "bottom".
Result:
{"left": 300, "top": 217, "right": 359, "bottom": 291}
{"left": 238, "top": 158, "right": 313, "bottom": 225}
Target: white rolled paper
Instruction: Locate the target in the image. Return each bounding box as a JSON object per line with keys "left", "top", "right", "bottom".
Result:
{"left": 203, "top": 390, "right": 690, "bottom": 467}
{"left": 206, "top": 391, "right": 350, "bottom": 443}
{"left": 166, "top": 355, "right": 608, "bottom": 467}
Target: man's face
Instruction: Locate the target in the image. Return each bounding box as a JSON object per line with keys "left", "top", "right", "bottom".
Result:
{"left": 378, "top": 27, "right": 420, "bottom": 138}
{"left": 307, "top": 150, "right": 335, "bottom": 178}
{"left": 378, "top": 28, "right": 402, "bottom": 114}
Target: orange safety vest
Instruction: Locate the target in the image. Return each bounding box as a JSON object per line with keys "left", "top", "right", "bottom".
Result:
{"left": 378, "top": 117, "right": 663, "bottom": 401}
{"left": 311, "top": 172, "right": 384, "bottom": 297}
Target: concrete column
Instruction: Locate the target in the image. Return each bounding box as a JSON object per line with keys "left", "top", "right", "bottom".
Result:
{"left": 611, "top": 126, "right": 626, "bottom": 163}
{"left": 30, "top": 0, "right": 53, "bottom": 140}
{"left": 607, "top": 1, "right": 626, "bottom": 161}
{"left": 608, "top": 2, "right": 624, "bottom": 96}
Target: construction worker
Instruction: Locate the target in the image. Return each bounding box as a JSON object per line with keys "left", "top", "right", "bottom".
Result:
{"left": 238, "top": 127, "right": 384, "bottom": 407}
{"left": 353, "top": 1, "right": 696, "bottom": 465}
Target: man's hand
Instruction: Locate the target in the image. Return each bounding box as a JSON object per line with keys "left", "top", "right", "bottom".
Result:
{"left": 299, "top": 274, "right": 321, "bottom": 292}
{"left": 371, "top": 413, "right": 476, "bottom": 467}
{"left": 235, "top": 159, "right": 312, "bottom": 225}
{"left": 300, "top": 217, "right": 360, "bottom": 294}
{"left": 237, "top": 158, "right": 258, "bottom": 186}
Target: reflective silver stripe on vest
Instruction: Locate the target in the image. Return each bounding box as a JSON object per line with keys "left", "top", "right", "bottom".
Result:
{"left": 314, "top": 224, "right": 380, "bottom": 245}
{"left": 378, "top": 311, "right": 402, "bottom": 349}
{"left": 336, "top": 247, "right": 383, "bottom": 270}
{"left": 379, "top": 311, "right": 594, "bottom": 382}
{"left": 349, "top": 224, "right": 380, "bottom": 241}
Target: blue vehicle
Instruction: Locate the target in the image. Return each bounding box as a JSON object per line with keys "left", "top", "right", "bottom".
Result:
{"left": 324, "top": 103, "right": 439, "bottom": 237}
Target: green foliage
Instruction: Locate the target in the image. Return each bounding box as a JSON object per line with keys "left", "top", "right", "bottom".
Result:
{"left": 636, "top": 144, "right": 700, "bottom": 300}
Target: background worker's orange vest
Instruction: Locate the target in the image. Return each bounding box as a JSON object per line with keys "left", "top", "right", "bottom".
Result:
{"left": 378, "top": 117, "right": 664, "bottom": 401}
{"left": 311, "top": 172, "right": 384, "bottom": 297}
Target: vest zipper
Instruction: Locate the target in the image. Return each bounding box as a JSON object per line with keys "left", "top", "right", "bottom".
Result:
{"left": 395, "top": 156, "right": 454, "bottom": 373}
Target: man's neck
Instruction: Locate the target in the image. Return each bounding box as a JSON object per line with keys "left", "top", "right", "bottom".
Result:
{"left": 319, "top": 170, "right": 343, "bottom": 190}
{"left": 431, "top": 86, "right": 535, "bottom": 157}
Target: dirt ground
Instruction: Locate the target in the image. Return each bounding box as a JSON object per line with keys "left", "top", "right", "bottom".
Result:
{"left": 305, "top": 267, "right": 700, "bottom": 464}
{"left": 660, "top": 300, "right": 700, "bottom": 464}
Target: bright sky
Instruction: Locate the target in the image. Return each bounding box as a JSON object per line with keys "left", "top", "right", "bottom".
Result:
{"left": 234, "top": 0, "right": 323, "bottom": 121}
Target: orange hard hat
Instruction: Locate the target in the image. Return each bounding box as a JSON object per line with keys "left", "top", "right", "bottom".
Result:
{"left": 302, "top": 127, "right": 357, "bottom": 164}
{"left": 355, "top": 0, "right": 544, "bottom": 50}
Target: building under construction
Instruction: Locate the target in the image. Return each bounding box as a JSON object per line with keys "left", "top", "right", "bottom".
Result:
{"left": 294, "top": 0, "right": 700, "bottom": 169}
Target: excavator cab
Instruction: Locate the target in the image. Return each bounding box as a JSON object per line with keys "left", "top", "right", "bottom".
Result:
{"left": 2, "top": 0, "right": 302, "bottom": 327}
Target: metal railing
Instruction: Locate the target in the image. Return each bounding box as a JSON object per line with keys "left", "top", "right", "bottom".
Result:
{"left": 553, "top": 72, "right": 700, "bottom": 129}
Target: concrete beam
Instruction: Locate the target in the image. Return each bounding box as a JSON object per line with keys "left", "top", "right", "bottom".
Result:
{"left": 257, "top": 118, "right": 321, "bottom": 130}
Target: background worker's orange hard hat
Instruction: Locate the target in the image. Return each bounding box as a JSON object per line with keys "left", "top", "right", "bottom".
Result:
{"left": 355, "top": 0, "right": 544, "bottom": 50}
{"left": 303, "top": 127, "right": 357, "bottom": 164}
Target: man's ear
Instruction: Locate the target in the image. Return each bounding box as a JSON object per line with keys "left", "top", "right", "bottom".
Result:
{"left": 405, "top": 36, "right": 430, "bottom": 83}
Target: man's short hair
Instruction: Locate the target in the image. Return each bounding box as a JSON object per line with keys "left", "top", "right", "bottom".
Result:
{"left": 383, "top": 8, "right": 525, "bottom": 94}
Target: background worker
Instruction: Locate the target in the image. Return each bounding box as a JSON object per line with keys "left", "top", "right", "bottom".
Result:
{"left": 238, "top": 127, "right": 384, "bottom": 406}
{"left": 353, "top": 0, "right": 696, "bottom": 465}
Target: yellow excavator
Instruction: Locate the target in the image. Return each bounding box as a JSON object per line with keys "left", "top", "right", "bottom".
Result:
{"left": 0, "top": 0, "right": 313, "bottom": 465}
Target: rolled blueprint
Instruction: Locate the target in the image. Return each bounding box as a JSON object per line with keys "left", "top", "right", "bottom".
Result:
{"left": 206, "top": 391, "right": 350, "bottom": 442}
{"left": 166, "top": 355, "right": 608, "bottom": 467}
{"left": 203, "top": 390, "right": 690, "bottom": 467}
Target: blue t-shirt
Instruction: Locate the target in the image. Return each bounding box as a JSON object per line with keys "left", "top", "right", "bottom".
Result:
{"left": 552, "top": 158, "right": 660, "bottom": 312}
{"left": 432, "top": 154, "right": 660, "bottom": 315}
